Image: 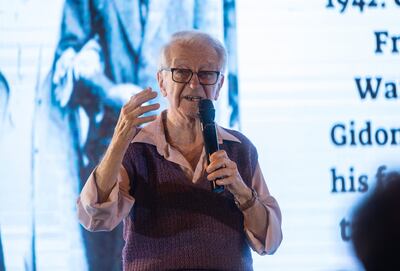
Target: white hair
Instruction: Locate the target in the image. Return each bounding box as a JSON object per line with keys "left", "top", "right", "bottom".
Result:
{"left": 159, "top": 30, "right": 227, "bottom": 72}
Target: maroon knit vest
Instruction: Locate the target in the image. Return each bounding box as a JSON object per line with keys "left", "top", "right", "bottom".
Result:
{"left": 122, "top": 129, "right": 258, "bottom": 271}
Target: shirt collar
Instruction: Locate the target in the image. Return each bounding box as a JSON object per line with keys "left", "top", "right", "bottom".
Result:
{"left": 131, "top": 110, "right": 241, "bottom": 156}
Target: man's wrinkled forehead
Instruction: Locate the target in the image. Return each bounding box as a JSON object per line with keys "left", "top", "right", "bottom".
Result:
{"left": 166, "top": 42, "right": 220, "bottom": 68}
{"left": 171, "top": 58, "right": 219, "bottom": 70}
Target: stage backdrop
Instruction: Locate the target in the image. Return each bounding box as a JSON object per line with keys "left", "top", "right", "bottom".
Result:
{"left": 0, "top": 0, "right": 399, "bottom": 270}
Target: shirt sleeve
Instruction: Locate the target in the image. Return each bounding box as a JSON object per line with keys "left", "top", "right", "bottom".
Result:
{"left": 244, "top": 162, "right": 283, "bottom": 255}
{"left": 77, "top": 166, "right": 135, "bottom": 231}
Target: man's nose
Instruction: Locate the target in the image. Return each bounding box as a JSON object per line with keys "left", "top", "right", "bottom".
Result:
{"left": 188, "top": 72, "right": 201, "bottom": 88}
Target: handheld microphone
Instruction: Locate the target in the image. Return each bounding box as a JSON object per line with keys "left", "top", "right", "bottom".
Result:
{"left": 199, "top": 99, "right": 224, "bottom": 193}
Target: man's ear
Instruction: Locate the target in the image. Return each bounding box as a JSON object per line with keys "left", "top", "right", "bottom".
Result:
{"left": 157, "top": 71, "right": 167, "bottom": 97}
{"left": 213, "top": 74, "right": 225, "bottom": 100}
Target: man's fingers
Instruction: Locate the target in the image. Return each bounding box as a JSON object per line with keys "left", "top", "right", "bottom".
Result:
{"left": 114, "top": 87, "right": 159, "bottom": 144}
{"left": 206, "top": 159, "right": 227, "bottom": 173}
{"left": 125, "top": 88, "right": 158, "bottom": 110}
{"left": 207, "top": 156, "right": 235, "bottom": 173}
{"left": 132, "top": 103, "right": 160, "bottom": 117}
{"left": 207, "top": 167, "right": 231, "bottom": 181}
{"left": 209, "top": 150, "right": 228, "bottom": 162}
{"left": 124, "top": 103, "right": 160, "bottom": 121}
{"left": 132, "top": 115, "right": 158, "bottom": 126}
{"left": 118, "top": 114, "right": 157, "bottom": 134}
{"left": 122, "top": 88, "right": 157, "bottom": 114}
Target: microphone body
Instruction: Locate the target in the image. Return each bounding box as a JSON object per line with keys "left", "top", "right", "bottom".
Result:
{"left": 199, "top": 99, "right": 224, "bottom": 193}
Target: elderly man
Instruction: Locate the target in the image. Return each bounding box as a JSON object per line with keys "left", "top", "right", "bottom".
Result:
{"left": 78, "top": 30, "right": 282, "bottom": 271}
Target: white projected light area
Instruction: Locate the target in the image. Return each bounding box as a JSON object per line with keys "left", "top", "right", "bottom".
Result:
{"left": 237, "top": 1, "right": 399, "bottom": 270}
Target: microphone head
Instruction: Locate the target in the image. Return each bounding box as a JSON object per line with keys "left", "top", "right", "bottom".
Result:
{"left": 199, "top": 99, "right": 215, "bottom": 124}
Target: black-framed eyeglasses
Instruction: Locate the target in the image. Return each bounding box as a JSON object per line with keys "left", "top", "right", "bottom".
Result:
{"left": 160, "top": 68, "right": 221, "bottom": 85}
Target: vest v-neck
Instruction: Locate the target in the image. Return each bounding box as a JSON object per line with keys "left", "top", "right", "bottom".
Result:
{"left": 130, "top": 110, "right": 241, "bottom": 184}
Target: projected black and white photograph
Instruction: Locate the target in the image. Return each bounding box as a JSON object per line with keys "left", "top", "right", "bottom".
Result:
{"left": 0, "top": 0, "right": 399, "bottom": 270}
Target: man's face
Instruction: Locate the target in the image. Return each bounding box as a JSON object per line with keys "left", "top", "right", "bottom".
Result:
{"left": 157, "top": 43, "right": 224, "bottom": 119}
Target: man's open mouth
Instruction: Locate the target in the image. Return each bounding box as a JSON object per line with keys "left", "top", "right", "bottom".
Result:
{"left": 183, "top": 95, "right": 203, "bottom": 102}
